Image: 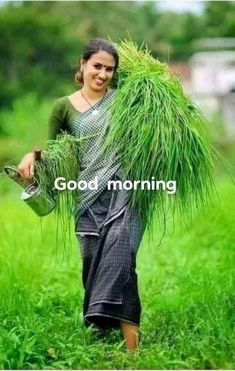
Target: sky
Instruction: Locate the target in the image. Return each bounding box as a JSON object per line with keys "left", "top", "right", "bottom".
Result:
{"left": 157, "top": 1, "right": 205, "bottom": 14}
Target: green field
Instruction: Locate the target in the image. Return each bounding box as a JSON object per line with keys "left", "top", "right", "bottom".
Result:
{"left": 0, "top": 175, "right": 234, "bottom": 369}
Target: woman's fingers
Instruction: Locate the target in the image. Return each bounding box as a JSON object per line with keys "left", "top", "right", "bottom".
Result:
{"left": 17, "top": 152, "right": 35, "bottom": 179}
{"left": 29, "top": 159, "right": 35, "bottom": 177}
{"left": 18, "top": 164, "right": 32, "bottom": 179}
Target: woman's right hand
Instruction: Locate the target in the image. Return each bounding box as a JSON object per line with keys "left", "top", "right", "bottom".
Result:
{"left": 17, "top": 152, "right": 35, "bottom": 179}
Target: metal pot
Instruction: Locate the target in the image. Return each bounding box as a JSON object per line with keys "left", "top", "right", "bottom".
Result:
{"left": 4, "top": 166, "right": 56, "bottom": 217}
{"left": 21, "top": 181, "right": 56, "bottom": 217}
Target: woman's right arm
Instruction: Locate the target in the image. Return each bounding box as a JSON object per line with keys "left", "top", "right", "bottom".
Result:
{"left": 17, "top": 98, "right": 66, "bottom": 179}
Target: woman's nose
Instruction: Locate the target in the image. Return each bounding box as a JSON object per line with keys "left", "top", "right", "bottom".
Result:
{"left": 98, "top": 68, "right": 106, "bottom": 79}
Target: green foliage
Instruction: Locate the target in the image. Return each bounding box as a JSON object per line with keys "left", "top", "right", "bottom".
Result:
{"left": 0, "top": 94, "right": 49, "bottom": 139}
{"left": 0, "top": 1, "right": 235, "bottom": 110}
{"left": 203, "top": 1, "right": 235, "bottom": 38}
{"left": 104, "top": 41, "right": 215, "bottom": 228}
{"left": 0, "top": 94, "right": 52, "bottom": 167}
{"left": 154, "top": 11, "right": 205, "bottom": 59}
{"left": 35, "top": 134, "right": 81, "bottom": 243}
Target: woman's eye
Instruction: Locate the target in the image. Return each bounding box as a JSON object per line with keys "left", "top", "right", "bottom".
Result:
{"left": 94, "top": 64, "right": 102, "bottom": 69}
{"left": 106, "top": 67, "right": 114, "bottom": 73}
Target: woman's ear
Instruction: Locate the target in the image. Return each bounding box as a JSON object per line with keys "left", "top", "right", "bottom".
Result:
{"left": 80, "top": 58, "right": 85, "bottom": 72}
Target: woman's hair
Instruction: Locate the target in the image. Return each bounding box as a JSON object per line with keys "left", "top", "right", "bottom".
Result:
{"left": 74, "top": 38, "right": 119, "bottom": 86}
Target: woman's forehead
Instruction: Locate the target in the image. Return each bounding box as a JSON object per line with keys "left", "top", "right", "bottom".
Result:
{"left": 89, "top": 51, "right": 116, "bottom": 66}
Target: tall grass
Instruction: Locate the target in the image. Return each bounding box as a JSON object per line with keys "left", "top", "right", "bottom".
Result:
{"left": 104, "top": 41, "right": 215, "bottom": 229}
{"left": 0, "top": 177, "right": 234, "bottom": 369}
{"left": 35, "top": 134, "right": 81, "bottom": 246}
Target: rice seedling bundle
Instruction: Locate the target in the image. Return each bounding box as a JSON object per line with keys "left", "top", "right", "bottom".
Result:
{"left": 104, "top": 40, "right": 215, "bottom": 227}
{"left": 35, "top": 134, "right": 81, "bottom": 231}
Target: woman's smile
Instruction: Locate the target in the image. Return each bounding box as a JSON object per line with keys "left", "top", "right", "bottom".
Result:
{"left": 94, "top": 76, "right": 106, "bottom": 86}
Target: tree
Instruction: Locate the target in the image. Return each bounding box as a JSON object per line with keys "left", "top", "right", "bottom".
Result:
{"left": 203, "top": 1, "right": 235, "bottom": 37}
{"left": 0, "top": 3, "right": 81, "bottom": 108}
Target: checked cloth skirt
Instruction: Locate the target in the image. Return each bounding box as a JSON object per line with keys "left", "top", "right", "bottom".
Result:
{"left": 76, "top": 187, "right": 144, "bottom": 329}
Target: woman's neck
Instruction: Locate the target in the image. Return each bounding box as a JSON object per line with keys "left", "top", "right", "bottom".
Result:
{"left": 81, "top": 86, "right": 107, "bottom": 101}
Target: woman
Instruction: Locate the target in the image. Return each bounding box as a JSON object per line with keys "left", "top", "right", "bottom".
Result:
{"left": 17, "top": 38, "right": 144, "bottom": 351}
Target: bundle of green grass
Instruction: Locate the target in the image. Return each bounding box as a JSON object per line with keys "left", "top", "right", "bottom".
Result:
{"left": 35, "top": 134, "right": 81, "bottom": 227}
{"left": 105, "top": 40, "right": 215, "bottom": 227}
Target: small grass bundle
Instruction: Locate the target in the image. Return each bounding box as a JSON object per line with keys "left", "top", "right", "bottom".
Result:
{"left": 104, "top": 40, "right": 215, "bottom": 228}
{"left": 35, "top": 134, "right": 81, "bottom": 243}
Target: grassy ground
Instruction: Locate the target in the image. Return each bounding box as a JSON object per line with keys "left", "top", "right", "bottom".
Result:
{"left": 0, "top": 176, "right": 234, "bottom": 369}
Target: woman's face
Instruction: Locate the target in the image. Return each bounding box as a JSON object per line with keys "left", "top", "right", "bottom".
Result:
{"left": 81, "top": 51, "right": 116, "bottom": 93}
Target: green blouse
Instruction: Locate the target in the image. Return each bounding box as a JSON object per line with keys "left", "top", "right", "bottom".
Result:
{"left": 48, "top": 96, "right": 80, "bottom": 140}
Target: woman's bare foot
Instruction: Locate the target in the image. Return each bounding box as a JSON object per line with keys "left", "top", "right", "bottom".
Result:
{"left": 120, "top": 321, "right": 139, "bottom": 350}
